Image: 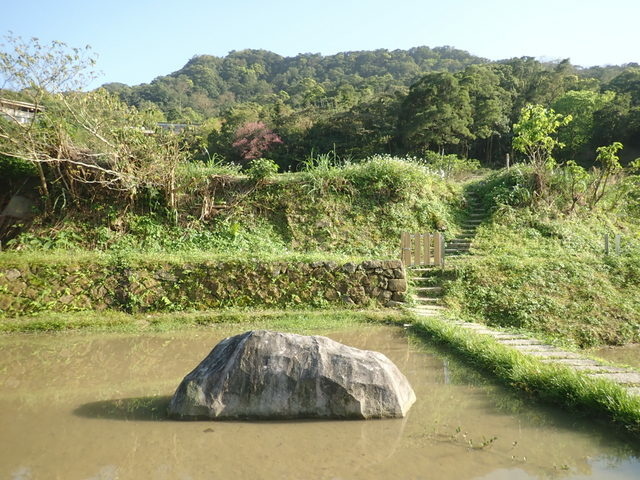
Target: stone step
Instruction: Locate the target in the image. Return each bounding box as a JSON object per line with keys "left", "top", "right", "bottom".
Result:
{"left": 410, "top": 303, "right": 446, "bottom": 310}
{"left": 414, "top": 296, "right": 442, "bottom": 304}
{"left": 414, "top": 286, "right": 443, "bottom": 294}
{"left": 410, "top": 277, "right": 442, "bottom": 286}
{"left": 496, "top": 339, "right": 545, "bottom": 346}
{"left": 409, "top": 307, "right": 446, "bottom": 316}
{"left": 626, "top": 387, "right": 640, "bottom": 397}
{"left": 523, "top": 351, "right": 583, "bottom": 359}
{"left": 570, "top": 365, "right": 630, "bottom": 373}
{"left": 538, "top": 358, "right": 601, "bottom": 366}
{"left": 584, "top": 372, "right": 640, "bottom": 385}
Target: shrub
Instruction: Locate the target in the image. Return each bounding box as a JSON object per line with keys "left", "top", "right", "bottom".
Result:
{"left": 246, "top": 158, "right": 279, "bottom": 181}
{"left": 421, "top": 151, "right": 481, "bottom": 178}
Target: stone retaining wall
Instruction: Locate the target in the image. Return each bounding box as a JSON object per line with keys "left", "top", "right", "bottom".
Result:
{"left": 0, "top": 259, "right": 406, "bottom": 316}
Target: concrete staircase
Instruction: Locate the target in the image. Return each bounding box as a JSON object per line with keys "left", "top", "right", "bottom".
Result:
{"left": 408, "top": 190, "right": 484, "bottom": 316}
{"left": 445, "top": 192, "right": 484, "bottom": 257}
{"left": 408, "top": 268, "right": 447, "bottom": 318}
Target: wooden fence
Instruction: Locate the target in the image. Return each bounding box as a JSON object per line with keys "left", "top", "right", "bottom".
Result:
{"left": 400, "top": 232, "right": 445, "bottom": 267}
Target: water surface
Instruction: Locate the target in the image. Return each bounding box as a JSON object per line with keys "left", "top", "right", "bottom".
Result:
{"left": 0, "top": 325, "right": 638, "bottom": 480}
{"left": 589, "top": 344, "right": 640, "bottom": 369}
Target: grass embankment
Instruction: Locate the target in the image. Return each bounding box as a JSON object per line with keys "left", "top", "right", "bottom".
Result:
{"left": 0, "top": 308, "right": 413, "bottom": 334}
{"left": 444, "top": 167, "right": 640, "bottom": 347}
{"left": 7, "top": 155, "right": 464, "bottom": 259}
{"left": 409, "top": 313, "right": 640, "bottom": 437}
{"left": 1, "top": 156, "right": 465, "bottom": 318}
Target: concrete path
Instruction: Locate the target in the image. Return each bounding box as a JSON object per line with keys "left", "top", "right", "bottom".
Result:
{"left": 408, "top": 191, "right": 640, "bottom": 398}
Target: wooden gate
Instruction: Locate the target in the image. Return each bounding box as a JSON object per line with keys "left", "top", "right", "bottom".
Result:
{"left": 400, "top": 232, "right": 444, "bottom": 267}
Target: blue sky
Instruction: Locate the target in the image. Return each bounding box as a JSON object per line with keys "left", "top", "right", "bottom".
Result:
{"left": 2, "top": 0, "right": 639, "bottom": 89}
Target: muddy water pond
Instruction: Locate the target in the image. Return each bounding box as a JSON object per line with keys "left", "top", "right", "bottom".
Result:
{"left": 590, "top": 344, "right": 640, "bottom": 370}
{"left": 1, "top": 324, "right": 639, "bottom": 480}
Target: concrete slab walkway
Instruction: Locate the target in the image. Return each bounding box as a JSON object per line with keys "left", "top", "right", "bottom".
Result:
{"left": 448, "top": 319, "right": 640, "bottom": 397}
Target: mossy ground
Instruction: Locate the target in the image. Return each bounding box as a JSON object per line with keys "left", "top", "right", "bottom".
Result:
{"left": 0, "top": 308, "right": 412, "bottom": 334}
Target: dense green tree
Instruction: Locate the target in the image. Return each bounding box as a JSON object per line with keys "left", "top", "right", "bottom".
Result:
{"left": 591, "top": 94, "right": 632, "bottom": 149}
{"left": 606, "top": 68, "right": 640, "bottom": 105}
{"left": 397, "top": 72, "right": 473, "bottom": 154}
{"left": 459, "top": 65, "right": 512, "bottom": 161}
{"left": 552, "top": 90, "right": 615, "bottom": 160}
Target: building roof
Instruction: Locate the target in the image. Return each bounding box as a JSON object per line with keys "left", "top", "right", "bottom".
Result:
{"left": 0, "top": 98, "right": 44, "bottom": 112}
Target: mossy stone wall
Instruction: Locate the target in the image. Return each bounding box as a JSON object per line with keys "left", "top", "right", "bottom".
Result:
{"left": 0, "top": 259, "right": 406, "bottom": 316}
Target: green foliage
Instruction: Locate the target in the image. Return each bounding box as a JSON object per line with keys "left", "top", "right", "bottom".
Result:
{"left": 555, "top": 160, "right": 590, "bottom": 212}
{"left": 0, "top": 34, "right": 96, "bottom": 93}
{"left": 246, "top": 157, "right": 279, "bottom": 181}
{"left": 89, "top": 45, "right": 640, "bottom": 169}
{"left": 474, "top": 166, "right": 535, "bottom": 210}
{"left": 175, "top": 157, "right": 241, "bottom": 186}
{"left": 421, "top": 151, "right": 481, "bottom": 178}
{"left": 513, "top": 104, "right": 572, "bottom": 170}
{"left": 0, "top": 36, "right": 187, "bottom": 214}
{"left": 4, "top": 154, "right": 463, "bottom": 260}
{"left": 397, "top": 72, "right": 473, "bottom": 153}
{"left": 0, "top": 154, "right": 38, "bottom": 193}
{"left": 552, "top": 90, "right": 615, "bottom": 159}
{"left": 111, "top": 47, "right": 488, "bottom": 119}
{"left": 591, "top": 142, "right": 624, "bottom": 206}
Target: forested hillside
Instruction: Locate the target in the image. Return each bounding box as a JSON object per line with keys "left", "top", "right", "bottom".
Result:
{"left": 103, "top": 47, "right": 487, "bottom": 117}
{"left": 100, "top": 47, "right": 640, "bottom": 170}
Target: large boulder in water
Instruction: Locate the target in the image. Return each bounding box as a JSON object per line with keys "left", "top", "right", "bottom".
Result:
{"left": 168, "top": 330, "right": 416, "bottom": 420}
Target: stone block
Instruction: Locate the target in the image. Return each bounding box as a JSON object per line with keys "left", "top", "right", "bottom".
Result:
{"left": 361, "top": 260, "right": 382, "bottom": 270}
{"left": 387, "top": 279, "right": 407, "bottom": 292}
{"left": 341, "top": 295, "right": 356, "bottom": 305}
{"left": 380, "top": 290, "right": 393, "bottom": 301}
{"left": 392, "top": 292, "right": 405, "bottom": 302}
{"left": 341, "top": 263, "right": 358, "bottom": 274}
{"left": 382, "top": 260, "right": 402, "bottom": 270}
{"left": 347, "top": 285, "right": 366, "bottom": 300}
{"left": 392, "top": 268, "right": 405, "bottom": 279}
{"left": 385, "top": 300, "right": 405, "bottom": 308}
{"left": 4, "top": 269, "right": 22, "bottom": 281}
{"left": 168, "top": 330, "right": 416, "bottom": 420}
{"left": 58, "top": 294, "right": 74, "bottom": 305}
{"left": 325, "top": 289, "right": 339, "bottom": 301}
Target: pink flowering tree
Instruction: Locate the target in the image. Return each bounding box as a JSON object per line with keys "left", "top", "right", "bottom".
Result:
{"left": 231, "top": 121, "right": 283, "bottom": 162}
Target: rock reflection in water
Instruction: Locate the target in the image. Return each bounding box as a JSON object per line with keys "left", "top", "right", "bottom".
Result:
{"left": 0, "top": 325, "right": 639, "bottom": 479}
